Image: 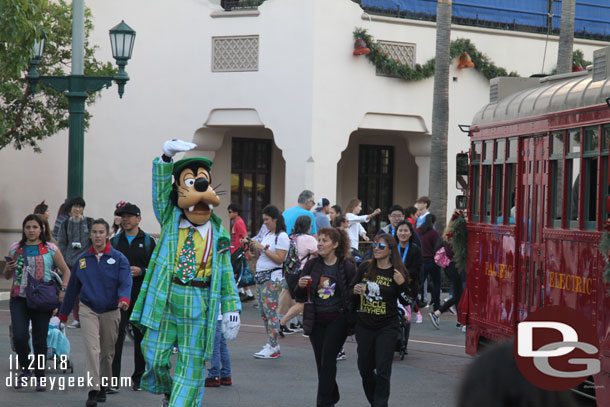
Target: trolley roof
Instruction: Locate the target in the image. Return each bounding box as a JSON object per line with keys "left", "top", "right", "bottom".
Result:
{"left": 472, "top": 73, "right": 610, "bottom": 127}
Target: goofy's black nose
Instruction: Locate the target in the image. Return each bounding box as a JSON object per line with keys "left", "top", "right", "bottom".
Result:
{"left": 194, "top": 178, "right": 209, "bottom": 192}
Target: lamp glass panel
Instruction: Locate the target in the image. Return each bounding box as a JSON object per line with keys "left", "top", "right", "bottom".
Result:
{"left": 33, "top": 38, "right": 45, "bottom": 59}
{"left": 114, "top": 33, "right": 126, "bottom": 57}
{"left": 126, "top": 34, "right": 135, "bottom": 58}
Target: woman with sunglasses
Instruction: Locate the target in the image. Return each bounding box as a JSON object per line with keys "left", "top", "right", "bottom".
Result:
{"left": 352, "top": 233, "right": 414, "bottom": 407}
{"left": 395, "top": 220, "right": 422, "bottom": 353}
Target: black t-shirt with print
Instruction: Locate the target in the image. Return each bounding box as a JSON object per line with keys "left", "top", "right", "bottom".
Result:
{"left": 353, "top": 261, "right": 408, "bottom": 330}
{"left": 313, "top": 262, "right": 343, "bottom": 313}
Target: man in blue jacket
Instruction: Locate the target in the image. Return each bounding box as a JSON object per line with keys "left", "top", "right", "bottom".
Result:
{"left": 59, "top": 218, "right": 132, "bottom": 407}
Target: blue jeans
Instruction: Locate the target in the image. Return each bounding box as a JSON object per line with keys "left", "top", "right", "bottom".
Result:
{"left": 207, "top": 321, "right": 231, "bottom": 378}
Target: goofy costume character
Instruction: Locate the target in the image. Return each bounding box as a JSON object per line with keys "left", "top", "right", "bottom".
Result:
{"left": 131, "top": 139, "right": 241, "bottom": 407}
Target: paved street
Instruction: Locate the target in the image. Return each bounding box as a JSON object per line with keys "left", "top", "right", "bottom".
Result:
{"left": 0, "top": 296, "right": 471, "bottom": 407}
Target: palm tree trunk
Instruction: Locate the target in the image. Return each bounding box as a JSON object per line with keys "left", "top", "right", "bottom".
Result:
{"left": 429, "top": 0, "right": 452, "bottom": 232}
{"left": 557, "top": 0, "right": 575, "bottom": 74}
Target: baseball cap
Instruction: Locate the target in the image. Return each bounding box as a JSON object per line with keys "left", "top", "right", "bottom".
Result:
{"left": 316, "top": 198, "right": 330, "bottom": 210}
{"left": 115, "top": 203, "right": 141, "bottom": 217}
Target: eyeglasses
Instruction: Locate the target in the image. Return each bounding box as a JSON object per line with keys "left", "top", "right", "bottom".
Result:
{"left": 389, "top": 214, "right": 404, "bottom": 219}
{"left": 371, "top": 242, "right": 388, "bottom": 250}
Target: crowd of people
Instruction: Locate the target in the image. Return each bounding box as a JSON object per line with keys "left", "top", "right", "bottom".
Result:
{"left": 4, "top": 191, "right": 467, "bottom": 407}
{"left": 229, "top": 190, "right": 468, "bottom": 407}
{"left": 4, "top": 198, "right": 155, "bottom": 407}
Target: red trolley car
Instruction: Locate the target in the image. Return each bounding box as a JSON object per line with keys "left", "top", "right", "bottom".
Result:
{"left": 462, "top": 48, "right": 610, "bottom": 405}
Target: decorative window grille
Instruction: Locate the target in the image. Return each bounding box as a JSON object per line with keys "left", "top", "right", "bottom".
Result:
{"left": 376, "top": 41, "right": 415, "bottom": 77}
{"left": 212, "top": 35, "right": 259, "bottom": 72}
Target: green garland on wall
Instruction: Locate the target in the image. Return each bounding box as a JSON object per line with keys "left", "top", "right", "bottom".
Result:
{"left": 354, "top": 27, "right": 519, "bottom": 81}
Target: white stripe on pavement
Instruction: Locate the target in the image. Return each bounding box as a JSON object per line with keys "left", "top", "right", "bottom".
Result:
{"left": 240, "top": 322, "right": 465, "bottom": 348}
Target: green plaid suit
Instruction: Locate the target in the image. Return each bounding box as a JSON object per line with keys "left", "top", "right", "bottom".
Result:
{"left": 130, "top": 157, "right": 240, "bottom": 407}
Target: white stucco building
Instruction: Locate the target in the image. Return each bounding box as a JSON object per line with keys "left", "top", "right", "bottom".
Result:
{"left": 0, "top": 0, "right": 606, "bottom": 247}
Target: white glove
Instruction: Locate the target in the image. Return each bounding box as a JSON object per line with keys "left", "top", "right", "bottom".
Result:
{"left": 162, "top": 139, "right": 197, "bottom": 157}
{"left": 221, "top": 311, "right": 240, "bottom": 341}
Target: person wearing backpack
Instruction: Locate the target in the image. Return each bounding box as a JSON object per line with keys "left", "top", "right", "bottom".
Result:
{"left": 57, "top": 196, "right": 94, "bottom": 329}
{"left": 429, "top": 223, "right": 462, "bottom": 329}
{"left": 278, "top": 215, "right": 317, "bottom": 335}
{"left": 109, "top": 203, "right": 156, "bottom": 392}
{"left": 417, "top": 214, "right": 441, "bottom": 312}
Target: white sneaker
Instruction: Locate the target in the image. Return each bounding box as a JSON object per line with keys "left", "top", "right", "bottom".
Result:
{"left": 254, "top": 344, "right": 280, "bottom": 359}
{"left": 253, "top": 344, "right": 271, "bottom": 357}
{"left": 415, "top": 311, "right": 423, "bottom": 324}
{"left": 443, "top": 296, "right": 452, "bottom": 304}
{"left": 462, "top": 325, "right": 467, "bottom": 333}
{"left": 449, "top": 305, "right": 457, "bottom": 315}
{"left": 67, "top": 320, "right": 80, "bottom": 329}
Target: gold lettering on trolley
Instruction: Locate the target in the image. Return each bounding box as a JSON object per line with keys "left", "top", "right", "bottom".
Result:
{"left": 484, "top": 262, "right": 513, "bottom": 279}
{"left": 548, "top": 272, "right": 592, "bottom": 295}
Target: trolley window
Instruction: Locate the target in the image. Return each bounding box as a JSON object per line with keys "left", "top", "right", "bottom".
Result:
{"left": 550, "top": 131, "right": 565, "bottom": 228}
{"left": 495, "top": 139, "right": 506, "bottom": 164}
{"left": 471, "top": 142, "right": 482, "bottom": 222}
{"left": 482, "top": 165, "right": 492, "bottom": 222}
{"left": 583, "top": 126, "right": 599, "bottom": 230}
{"left": 505, "top": 163, "right": 517, "bottom": 224}
{"left": 494, "top": 164, "right": 504, "bottom": 223}
{"left": 566, "top": 128, "right": 581, "bottom": 229}
{"left": 599, "top": 124, "right": 610, "bottom": 225}
{"left": 481, "top": 141, "right": 494, "bottom": 223}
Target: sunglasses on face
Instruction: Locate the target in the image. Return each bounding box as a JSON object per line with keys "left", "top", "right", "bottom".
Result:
{"left": 372, "top": 242, "right": 388, "bottom": 250}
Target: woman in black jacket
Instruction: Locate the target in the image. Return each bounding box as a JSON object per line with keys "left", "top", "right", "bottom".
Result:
{"left": 395, "top": 220, "right": 422, "bottom": 353}
{"left": 352, "top": 233, "right": 414, "bottom": 407}
{"left": 295, "top": 227, "right": 355, "bottom": 407}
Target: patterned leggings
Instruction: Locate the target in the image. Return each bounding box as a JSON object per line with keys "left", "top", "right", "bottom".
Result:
{"left": 256, "top": 279, "right": 281, "bottom": 347}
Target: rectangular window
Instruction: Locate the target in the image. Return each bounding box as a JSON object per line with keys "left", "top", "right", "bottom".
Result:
{"left": 551, "top": 160, "right": 564, "bottom": 227}
{"left": 495, "top": 139, "right": 506, "bottom": 163}
{"left": 603, "top": 125, "right": 610, "bottom": 152}
{"left": 567, "top": 158, "right": 581, "bottom": 228}
{"left": 472, "top": 165, "right": 480, "bottom": 222}
{"left": 603, "top": 156, "right": 609, "bottom": 225}
{"left": 494, "top": 165, "right": 504, "bottom": 223}
{"left": 482, "top": 165, "right": 492, "bottom": 222}
{"left": 508, "top": 137, "right": 518, "bottom": 161}
{"left": 472, "top": 142, "right": 482, "bottom": 162}
{"left": 568, "top": 128, "right": 581, "bottom": 155}
{"left": 231, "top": 138, "right": 272, "bottom": 234}
{"left": 584, "top": 157, "right": 598, "bottom": 229}
{"left": 505, "top": 163, "right": 516, "bottom": 224}
{"left": 583, "top": 126, "right": 599, "bottom": 230}
{"left": 358, "top": 145, "right": 394, "bottom": 234}
{"left": 567, "top": 129, "right": 582, "bottom": 229}
{"left": 484, "top": 141, "right": 494, "bottom": 163}
{"left": 551, "top": 131, "right": 565, "bottom": 157}
{"left": 471, "top": 142, "right": 482, "bottom": 222}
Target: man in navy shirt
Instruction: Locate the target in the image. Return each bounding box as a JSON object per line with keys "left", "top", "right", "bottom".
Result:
{"left": 109, "top": 203, "right": 156, "bottom": 393}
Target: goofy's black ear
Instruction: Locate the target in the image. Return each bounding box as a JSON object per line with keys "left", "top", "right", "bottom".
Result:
{"left": 170, "top": 183, "right": 178, "bottom": 206}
